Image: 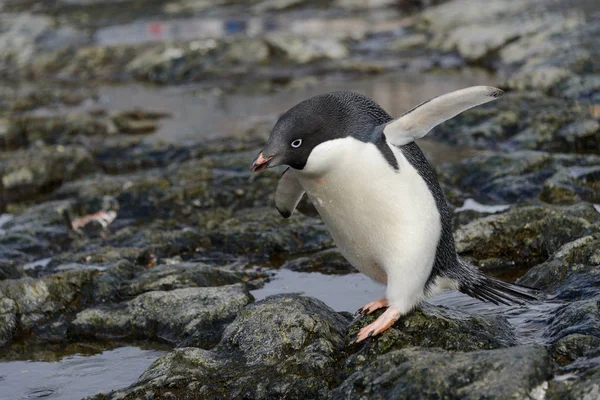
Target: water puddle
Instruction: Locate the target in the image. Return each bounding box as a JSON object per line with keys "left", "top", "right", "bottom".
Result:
{"left": 41, "top": 67, "right": 496, "bottom": 143}
{"left": 252, "top": 268, "right": 556, "bottom": 344}
{"left": 252, "top": 269, "right": 384, "bottom": 312}
{"left": 0, "top": 346, "right": 167, "bottom": 400}
{"left": 454, "top": 198, "right": 510, "bottom": 214}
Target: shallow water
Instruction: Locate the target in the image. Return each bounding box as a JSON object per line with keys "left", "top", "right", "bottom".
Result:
{"left": 0, "top": 347, "right": 168, "bottom": 400}
{"left": 250, "top": 268, "right": 557, "bottom": 345}
{"left": 34, "top": 68, "right": 497, "bottom": 143}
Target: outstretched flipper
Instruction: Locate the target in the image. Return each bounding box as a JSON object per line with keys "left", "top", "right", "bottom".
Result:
{"left": 382, "top": 86, "right": 504, "bottom": 146}
{"left": 275, "top": 168, "right": 305, "bottom": 218}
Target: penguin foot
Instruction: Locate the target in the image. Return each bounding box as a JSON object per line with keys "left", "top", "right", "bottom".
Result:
{"left": 354, "top": 306, "right": 400, "bottom": 343}
{"left": 355, "top": 296, "right": 388, "bottom": 315}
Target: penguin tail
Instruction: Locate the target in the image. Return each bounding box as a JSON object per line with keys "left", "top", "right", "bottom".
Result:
{"left": 457, "top": 261, "right": 538, "bottom": 306}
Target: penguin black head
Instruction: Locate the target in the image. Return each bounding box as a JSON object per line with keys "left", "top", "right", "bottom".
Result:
{"left": 251, "top": 91, "right": 392, "bottom": 173}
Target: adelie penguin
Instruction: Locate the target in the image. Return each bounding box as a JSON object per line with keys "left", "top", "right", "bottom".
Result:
{"left": 251, "top": 86, "right": 536, "bottom": 343}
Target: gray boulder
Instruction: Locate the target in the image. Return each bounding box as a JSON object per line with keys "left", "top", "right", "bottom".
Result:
{"left": 70, "top": 284, "right": 253, "bottom": 347}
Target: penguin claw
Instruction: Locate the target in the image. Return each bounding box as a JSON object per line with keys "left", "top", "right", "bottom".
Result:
{"left": 357, "top": 297, "right": 388, "bottom": 316}
{"left": 354, "top": 306, "right": 401, "bottom": 343}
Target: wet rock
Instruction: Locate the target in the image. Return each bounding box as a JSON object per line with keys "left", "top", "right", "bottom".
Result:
{"left": 265, "top": 35, "right": 349, "bottom": 64}
{"left": 550, "top": 333, "right": 600, "bottom": 365}
{"left": 70, "top": 285, "right": 252, "bottom": 347}
{"left": 3, "top": 113, "right": 116, "bottom": 151}
{"left": 110, "top": 109, "right": 170, "bottom": 134}
{"left": 438, "top": 150, "right": 600, "bottom": 203}
{"left": 333, "top": 345, "right": 551, "bottom": 399}
{"left": 119, "top": 262, "right": 262, "bottom": 298}
{"left": 543, "top": 300, "right": 600, "bottom": 345}
{"left": 518, "top": 234, "right": 600, "bottom": 297}
{"left": 0, "top": 13, "right": 86, "bottom": 68}
{"left": 0, "top": 260, "right": 22, "bottom": 280}
{"left": 454, "top": 203, "right": 600, "bottom": 273}
{"left": 346, "top": 303, "right": 516, "bottom": 363}
{"left": 500, "top": 15, "right": 600, "bottom": 101}
{"left": 282, "top": 248, "right": 356, "bottom": 275}
{"left": 1, "top": 145, "right": 97, "bottom": 204}
{"left": 97, "top": 295, "right": 349, "bottom": 399}
{"left": 548, "top": 360, "right": 600, "bottom": 400}
{"left": 429, "top": 92, "right": 599, "bottom": 154}
{"left": 0, "top": 298, "right": 17, "bottom": 347}
{"left": 540, "top": 166, "right": 600, "bottom": 205}
{"left": 0, "top": 200, "right": 75, "bottom": 264}
{"left": 0, "top": 269, "right": 99, "bottom": 346}
{"left": 208, "top": 207, "right": 334, "bottom": 259}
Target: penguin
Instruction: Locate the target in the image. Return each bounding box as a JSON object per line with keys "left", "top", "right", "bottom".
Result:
{"left": 250, "top": 86, "right": 536, "bottom": 343}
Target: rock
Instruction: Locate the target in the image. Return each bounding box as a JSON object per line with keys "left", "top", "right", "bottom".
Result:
{"left": 0, "top": 260, "right": 22, "bottom": 280}
{"left": 70, "top": 285, "right": 253, "bottom": 347}
{"left": 345, "top": 303, "right": 516, "bottom": 364}
{"left": 333, "top": 345, "right": 551, "bottom": 399}
{"left": 3, "top": 113, "right": 116, "bottom": 151}
{"left": 0, "top": 200, "right": 75, "bottom": 264}
{"left": 518, "top": 234, "right": 600, "bottom": 297}
{"left": 208, "top": 207, "right": 334, "bottom": 259}
{"left": 429, "top": 92, "right": 600, "bottom": 154}
{"left": 548, "top": 361, "right": 600, "bottom": 400}
{"left": 110, "top": 109, "right": 170, "bottom": 134}
{"left": 454, "top": 203, "right": 600, "bottom": 273}
{"left": 0, "top": 298, "right": 17, "bottom": 347}
{"left": 282, "top": 248, "right": 356, "bottom": 275}
{"left": 1, "top": 145, "right": 97, "bottom": 204}
{"left": 0, "top": 13, "right": 86, "bottom": 68}
{"left": 253, "top": 0, "right": 310, "bottom": 12}
{"left": 96, "top": 295, "right": 349, "bottom": 399}
{"left": 0, "top": 269, "right": 99, "bottom": 346}
{"left": 438, "top": 150, "right": 600, "bottom": 203}
{"left": 265, "top": 35, "right": 349, "bottom": 64}
{"left": 550, "top": 333, "right": 600, "bottom": 365}
{"left": 543, "top": 300, "right": 600, "bottom": 345}
{"left": 119, "top": 262, "right": 263, "bottom": 298}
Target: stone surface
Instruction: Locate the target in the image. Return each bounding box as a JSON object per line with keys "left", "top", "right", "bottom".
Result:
{"left": 454, "top": 203, "right": 600, "bottom": 273}
{"left": 70, "top": 285, "right": 252, "bottom": 347}
{"left": 333, "top": 345, "right": 551, "bottom": 399}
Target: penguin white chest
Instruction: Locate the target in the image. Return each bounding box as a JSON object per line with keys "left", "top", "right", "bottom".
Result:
{"left": 295, "top": 137, "right": 441, "bottom": 286}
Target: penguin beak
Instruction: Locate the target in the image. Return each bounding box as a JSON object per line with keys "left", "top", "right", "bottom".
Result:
{"left": 251, "top": 152, "right": 273, "bottom": 172}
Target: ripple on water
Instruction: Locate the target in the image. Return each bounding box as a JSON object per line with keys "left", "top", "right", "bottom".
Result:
{"left": 0, "top": 347, "right": 168, "bottom": 400}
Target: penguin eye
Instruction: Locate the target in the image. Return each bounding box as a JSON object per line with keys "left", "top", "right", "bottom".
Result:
{"left": 291, "top": 139, "right": 302, "bottom": 148}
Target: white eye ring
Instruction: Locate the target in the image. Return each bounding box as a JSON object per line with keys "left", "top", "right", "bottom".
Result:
{"left": 291, "top": 139, "right": 302, "bottom": 148}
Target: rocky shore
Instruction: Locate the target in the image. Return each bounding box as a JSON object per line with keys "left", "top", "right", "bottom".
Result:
{"left": 1, "top": 0, "right": 599, "bottom": 398}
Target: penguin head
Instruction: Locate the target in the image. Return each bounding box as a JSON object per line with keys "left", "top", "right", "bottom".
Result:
{"left": 251, "top": 91, "right": 391, "bottom": 175}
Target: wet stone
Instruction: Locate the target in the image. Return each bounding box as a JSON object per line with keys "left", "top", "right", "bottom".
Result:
{"left": 438, "top": 150, "right": 600, "bottom": 203}
{"left": 346, "top": 303, "right": 517, "bottom": 364}
{"left": 543, "top": 300, "right": 600, "bottom": 345}
{"left": 207, "top": 207, "right": 334, "bottom": 259}
{"left": 70, "top": 285, "right": 253, "bottom": 347}
{"left": 429, "top": 92, "right": 599, "bottom": 154}
{"left": 333, "top": 345, "right": 551, "bottom": 400}
{"left": 0, "top": 269, "right": 99, "bottom": 346}
{"left": 1, "top": 145, "right": 97, "bottom": 204}
{"left": 119, "top": 262, "right": 263, "bottom": 299}
{"left": 281, "top": 248, "right": 356, "bottom": 275}
{"left": 96, "top": 295, "right": 349, "bottom": 400}
{"left": 518, "top": 234, "right": 600, "bottom": 298}
{"left": 454, "top": 203, "right": 600, "bottom": 274}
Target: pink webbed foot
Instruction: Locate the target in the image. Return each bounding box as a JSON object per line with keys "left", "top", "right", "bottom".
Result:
{"left": 354, "top": 306, "right": 401, "bottom": 343}
{"left": 356, "top": 296, "right": 388, "bottom": 315}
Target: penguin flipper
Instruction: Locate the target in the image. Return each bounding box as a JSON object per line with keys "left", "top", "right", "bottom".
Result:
{"left": 275, "top": 168, "right": 305, "bottom": 218}
{"left": 382, "top": 86, "right": 504, "bottom": 146}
